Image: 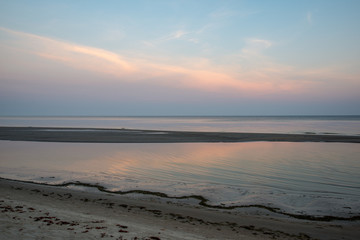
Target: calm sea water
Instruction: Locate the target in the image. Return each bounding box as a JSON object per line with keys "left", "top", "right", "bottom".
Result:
{"left": 0, "top": 140, "right": 359, "bottom": 217}
{"left": 1, "top": 116, "right": 359, "bottom": 217}
{"left": 0, "top": 115, "right": 359, "bottom": 135}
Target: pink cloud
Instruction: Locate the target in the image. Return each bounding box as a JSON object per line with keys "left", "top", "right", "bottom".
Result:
{"left": 1, "top": 27, "right": 359, "bottom": 102}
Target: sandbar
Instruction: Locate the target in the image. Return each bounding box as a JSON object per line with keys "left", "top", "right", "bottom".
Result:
{"left": 1, "top": 127, "right": 359, "bottom": 143}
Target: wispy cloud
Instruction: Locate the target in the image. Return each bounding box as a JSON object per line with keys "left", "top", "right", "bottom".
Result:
{"left": 242, "top": 38, "right": 272, "bottom": 54}
{"left": 149, "top": 29, "right": 199, "bottom": 45}
{"left": 167, "top": 30, "right": 188, "bottom": 40}
{"left": 0, "top": 27, "right": 135, "bottom": 77}
{"left": 307, "top": 11, "right": 312, "bottom": 24}
{"left": 1, "top": 27, "right": 358, "bottom": 101}
{"left": 143, "top": 23, "right": 215, "bottom": 48}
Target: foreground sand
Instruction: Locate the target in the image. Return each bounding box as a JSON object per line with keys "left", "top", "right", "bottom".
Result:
{"left": 1, "top": 179, "right": 359, "bottom": 240}
{"left": 0, "top": 127, "right": 360, "bottom": 143}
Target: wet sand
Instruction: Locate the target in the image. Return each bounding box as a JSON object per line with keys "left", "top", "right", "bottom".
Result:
{"left": 1, "top": 127, "right": 359, "bottom": 143}
{"left": 1, "top": 178, "right": 359, "bottom": 240}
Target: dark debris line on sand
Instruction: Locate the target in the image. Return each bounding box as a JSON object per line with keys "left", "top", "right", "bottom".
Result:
{"left": 0, "top": 200, "right": 164, "bottom": 240}
{"left": 2, "top": 177, "right": 360, "bottom": 222}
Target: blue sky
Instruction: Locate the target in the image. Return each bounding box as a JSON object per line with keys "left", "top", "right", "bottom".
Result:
{"left": 0, "top": 0, "right": 359, "bottom": 115}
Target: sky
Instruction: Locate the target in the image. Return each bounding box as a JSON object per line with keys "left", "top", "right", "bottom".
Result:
{"left": 0, "top": 0, "right": 359, "bottom": 116}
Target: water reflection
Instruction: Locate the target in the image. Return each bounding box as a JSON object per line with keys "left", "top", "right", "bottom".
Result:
{"left": 1, "top": 141, "right": 359, "bottom": 196}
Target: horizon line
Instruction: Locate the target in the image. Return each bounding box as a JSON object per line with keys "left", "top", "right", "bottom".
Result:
{"left": 1, "top": 114, "right": 360, "bottom": 118}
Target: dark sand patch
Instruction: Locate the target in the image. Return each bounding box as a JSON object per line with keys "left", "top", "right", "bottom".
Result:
{"left": 1, "top": 127, "right": 359, "bottom": 143}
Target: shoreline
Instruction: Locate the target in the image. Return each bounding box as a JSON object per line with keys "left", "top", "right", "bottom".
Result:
{"left": 1, "top": 126, "right": 360, "bottom": 143}
{"left": 1, "top": 178, "right": 359, "bottom": 240}
{"left": 2, "top": 177, "right": 359, "bottom": 222}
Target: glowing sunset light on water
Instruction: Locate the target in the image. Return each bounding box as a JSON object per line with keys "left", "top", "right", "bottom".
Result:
{"left": 0, "top": 0, "right": 359, "bottom": 116}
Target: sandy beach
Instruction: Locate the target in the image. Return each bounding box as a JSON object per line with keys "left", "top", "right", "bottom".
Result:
{"left": 1, "top": 127, "right": 360, "bottom": 143}
{"left": 1, "top": 178, "right": 359, "bottom": 240}
{"left": 1, "top": 127, "right": 359, "bottom": 239}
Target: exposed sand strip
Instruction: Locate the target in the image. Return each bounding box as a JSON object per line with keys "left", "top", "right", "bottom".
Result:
{"left": 1, "top": 127, "right": 359, "bottom": 143}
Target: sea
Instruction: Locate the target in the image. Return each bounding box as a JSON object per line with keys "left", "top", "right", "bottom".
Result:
{"left": 0, "top": 116, "right": 359, "bottom": 218}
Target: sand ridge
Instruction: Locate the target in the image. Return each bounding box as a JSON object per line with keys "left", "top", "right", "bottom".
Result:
{"left": 1, "top": 127, "right": 360, "bottom": 143}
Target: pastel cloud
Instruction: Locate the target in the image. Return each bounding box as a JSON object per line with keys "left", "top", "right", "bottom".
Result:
{"left": 168, "top": 30, "right": 188, "bottom": 40}
{"left": 151, "top": 29, "right": 200, "bottom": 45}
{"left": 1, "top": 27, "right": 358, "bottom": 102}
{"left": 241, "top": 38, "right": 272, "bottom": 56}
{"left": 307, "top": 11, "right": 312, "bottom": 24}
{"left": 0, "top": 27, "right": 135, "bottom": 77}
